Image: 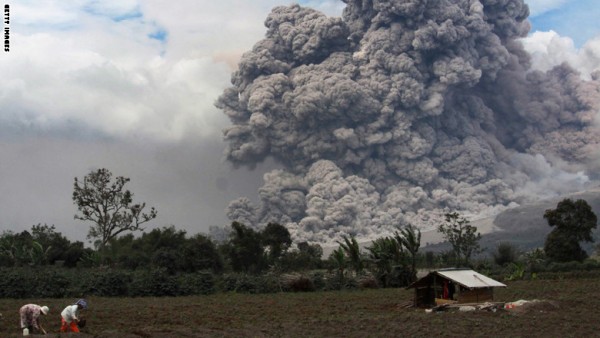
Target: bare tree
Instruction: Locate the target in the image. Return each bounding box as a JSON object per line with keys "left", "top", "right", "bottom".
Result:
{"left": 73, "top": 168, "right": 157, "bottom": 249}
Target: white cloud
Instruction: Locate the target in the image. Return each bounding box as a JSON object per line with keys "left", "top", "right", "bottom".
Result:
{"left": 520, "top": 31, "right": 600, "bottom": 79}
{"left": 3, "top": 1, "right": 301, "bottom": 141}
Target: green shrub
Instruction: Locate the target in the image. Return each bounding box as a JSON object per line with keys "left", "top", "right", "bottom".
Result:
{"left": 80, "top": 270, "right": 131, "bottom": 297}
{"left": 0, "top": 267, "right": 71, "bottom": 298}
{"left": 493, "top": 242, "right": 519, "bottom": 267}
{"left": 322, "top": 272, "right": 358, "bottom": 291}
{"left": 178, "top": 271, "right": 216, "bottom": 295}
{"left": 129, "top": 268, "right": 180, "bottom": 297}
{"left": 0, "top": 268, "right": 34, "bottom": 298}
{"left": 309, "top": 272, "right": 326, "bottom": 291}
{"left": 32, "top": 269, "right": 70, "bottom": 298}
{"left": 217, "top": 273, "right": 280, "bottom": 294}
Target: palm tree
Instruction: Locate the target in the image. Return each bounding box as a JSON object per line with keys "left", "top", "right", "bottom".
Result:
{"left": 329, "top": 247, "right": 347, "bottom": 276}
{"left": 395, "top": 225, "right": 421, "bottom": 282}
{"left": 337, "top": 235, "right": 364, "bottom": 275}
{"left": 367, "top": 236, "right": 404, "bottom": 287}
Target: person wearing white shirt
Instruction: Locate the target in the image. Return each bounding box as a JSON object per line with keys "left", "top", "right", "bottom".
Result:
{"left": 60, "top": 299, "right": 87, "bottom": 333}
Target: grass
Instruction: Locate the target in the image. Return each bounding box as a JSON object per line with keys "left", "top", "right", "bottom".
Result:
{"left": 1, "top": 276, "right": 599, "bottom": 337}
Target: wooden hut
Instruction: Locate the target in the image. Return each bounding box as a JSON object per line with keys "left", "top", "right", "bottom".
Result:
{"left": 407, "top": 268, "right": 506, "bottom": 308}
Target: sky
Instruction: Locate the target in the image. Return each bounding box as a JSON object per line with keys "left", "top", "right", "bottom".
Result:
{"left": 1, "top": 0, "right": 599, "bottom": 245}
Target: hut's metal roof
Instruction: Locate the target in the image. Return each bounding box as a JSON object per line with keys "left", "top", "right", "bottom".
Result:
{"left": 436, "top": 269, "right": 506, "bottom": 288}
{"left": 408, "top": 269, "right": 506, "bottom": 289}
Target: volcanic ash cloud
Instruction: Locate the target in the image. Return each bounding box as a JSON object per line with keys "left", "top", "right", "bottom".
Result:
{"left": 216, "top": 0, "right": 600, "bottom": 245}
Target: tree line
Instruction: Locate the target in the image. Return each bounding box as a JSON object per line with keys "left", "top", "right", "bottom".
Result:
{"left": 0, "top": 168, "right": 598, "bottom": 297}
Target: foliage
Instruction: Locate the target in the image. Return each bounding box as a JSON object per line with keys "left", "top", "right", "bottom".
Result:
{"left": 80, "top": 269, "right": 132, "bottom": 296}
{"left": 282, "top": 274, "right": 316, "bottom": 292}
{"left": 129, "top": 268, "right": 180, "bottom": 297}
{"left": 366, "top": 236, "right": 404, "bottom": 287}
{"left": 72, "top": 168, "right": 157, "bottom": 249}
{"left": 218, "top": 273, "right": 280, "bottom": 294}
{"left": 328, "top": 247, "right": 347, "bottom": 275}
{"left": 323, "top": 271, "right": 358, "bottom": 291}
{"left": 437, "top": 212, "right": 481, "bottom": 267}
{"left": 78, "top": 249, "right": 102, "bottom": 268}
{"left": 279, "top": 241, "right": 323, "bottom": 271}
{"left": 221, "top": 222, "right": 266, "bottom": 274}
{"left": 261, "top": 222, "right": 292, "bottom": 264}
{"left": 0, "top": 267, "right": 70, "bottom": 298}
{"left": 337, "top": 235, "right": 364, "bottom": 274}
{"left": 99, "top": 226, "right": 224, "bottom": 274}
{"left": 543, "top": 198, "right": 598, "bottom": 262}
{"left": 0, "top": 226, "right": 87, "bottom": 269}
{"left": 505, "top": 261, "right": 526, "bottom": 281}
{"left": 395, "top": 225, "right": 421, "bottom": 282}
{"left": 0, "top": 231, "right": 40, "bottom": 267}
{"left": 30, "top": 224, "right": 73, "bottom": 264}
{"left": 178, "top": 271, "right": 216, "bottom": 295}
{"left": 493, "top": 242, "right": 519, "bottom": 267}
{"left": 180, "top": 234, "right": 224, "bottom": 273}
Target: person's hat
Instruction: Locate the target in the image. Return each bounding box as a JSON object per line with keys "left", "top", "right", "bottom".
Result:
{"left": 76, "top": 299, "right": 87, "bottom": 309}
{"left": 40, "top": 306, "right": 49, "bottom": 315}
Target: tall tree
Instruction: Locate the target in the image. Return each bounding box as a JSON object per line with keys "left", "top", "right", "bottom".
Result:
{"left": 31, "top": 224, "right": 72, "bottom": 265}
{"left": 337, "top": 235, "right": 364, "bottom": 274}
{"left": 396, "top": 225, "right": 421, "bottom": 282}
{"left": 437, "top": 212, "right": 481, "bottom": 267}
{"left": 72, "top": 168, "right": 157, "bottom": 249}
{"left": 367, "top": 236, "right": 404, "bottom": 287}
{"left": 181, "top": 233, "right": 224, "bottom": 273}
{"left": 261, "top": 222, "right": 292, "bottom": 264}
{"left": 329, "top": 247, "right": 347, "bottom": 278}
{"left": 543, "top": 198, "right": 598, "bottom": 262}
{"left": 223, "top": 222, "right": 265, "bottom": 273}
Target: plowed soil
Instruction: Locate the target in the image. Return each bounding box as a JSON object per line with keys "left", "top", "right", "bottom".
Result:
{"left": 0, "top": 277, "right": 598, "bottom": 337}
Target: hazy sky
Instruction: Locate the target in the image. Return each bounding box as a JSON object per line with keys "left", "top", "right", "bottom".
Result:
{"left": 1, "top": 0, "right": 599, "bottom": 244}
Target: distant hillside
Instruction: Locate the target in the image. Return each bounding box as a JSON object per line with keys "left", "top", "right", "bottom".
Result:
{"left": 423, "top": 188, "right": 600, "bottom": 255}
{"left": 319, "top": 189, "right": 600, "bottom": 258}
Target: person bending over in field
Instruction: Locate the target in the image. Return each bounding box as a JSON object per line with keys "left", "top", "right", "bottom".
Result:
{"left": 60, "top": 299, "right": 87, "bottom": 333}
{"left": 19, "top": 304, "right": 49, "bottom": 335}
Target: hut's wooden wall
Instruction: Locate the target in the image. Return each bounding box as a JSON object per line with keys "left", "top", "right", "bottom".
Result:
{"left": 457, "top": 288, "right": 494, "bottom": 303}
{"left": 414, "top": 287, "right": 435, "bottom": 307}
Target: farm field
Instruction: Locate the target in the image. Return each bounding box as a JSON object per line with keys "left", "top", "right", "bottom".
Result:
{"left": 1, "top": 277, "right": 599, "bottom": 337}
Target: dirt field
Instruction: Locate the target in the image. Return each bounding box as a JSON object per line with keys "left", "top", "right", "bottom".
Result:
{"left": 0, "top": 277, "right": 599, "bottom": 337}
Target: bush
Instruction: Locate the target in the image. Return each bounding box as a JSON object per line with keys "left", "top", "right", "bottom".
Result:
{"left": 32, "top": 269, "right": 71, "bottom": 298}
{"left": 0, "top": 268, "right": 71, "bottom": 298}
{"left": 217, "top": 273, "right": 281, "bottom": 294}
{"left": 80, "top": 270, "right": 131, "bottom": 297}
{"left": 493, "top": 242, "right": 519, "bottom": 267}
{"left": 282, "top": 274, "right": 315, "bottom": 292}
{"left": 358, "top": 275, "right": 379, "bottom": 289}
{"left": 178, "top": 271, "right": 216, "bottom": 295}
{"left": 309, "top": 272, "right": 326, "bottom": 291}
{"left": 219, "top": 273, "right": 260, "bottom": 293}
{"left": 322, "top": 272, "right": 358, "bottom": 291}
{"left": 129, "top": 269, "right": 180, "bottom": 297}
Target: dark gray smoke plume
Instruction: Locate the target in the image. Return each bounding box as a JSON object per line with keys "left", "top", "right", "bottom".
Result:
{"left": 216, "top": 0, "right": 600, "bottom": 245}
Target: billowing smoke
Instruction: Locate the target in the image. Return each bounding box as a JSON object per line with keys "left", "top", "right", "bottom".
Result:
{"left": 216, "top": 0, "right": 600, "bottom": 246}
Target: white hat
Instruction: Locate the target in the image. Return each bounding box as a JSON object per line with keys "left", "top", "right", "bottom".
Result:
{"left": 40, "top": 306, "right": 49, "bottom": 315}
